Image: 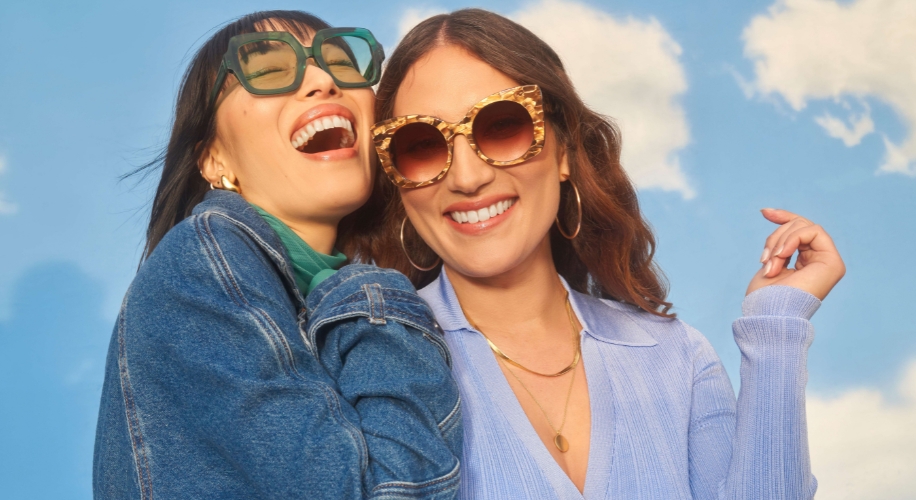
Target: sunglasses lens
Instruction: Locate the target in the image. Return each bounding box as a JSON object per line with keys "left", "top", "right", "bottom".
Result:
{"left": 473, "top": 101, "right": 534, "bottom": 162}
{"left": 391, "top": 123, "right": 449, "bottom": 183}
{"left": 321, "top": 35, "right": 375, "bottom": 85}
{"left": 237, "top": 40, "right": 297, "bottom": 91}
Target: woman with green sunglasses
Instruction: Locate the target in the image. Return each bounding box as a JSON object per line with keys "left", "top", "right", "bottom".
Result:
{"left": 94, "top": 11, "right": 461, "bottom": 499}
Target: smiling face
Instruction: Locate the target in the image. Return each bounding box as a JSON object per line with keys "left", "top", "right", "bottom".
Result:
{"left": 202, "top": 26, "right": 375, "bottom": 233}
{"left": 394, "top": 44, "right": 570, "bottom": 279}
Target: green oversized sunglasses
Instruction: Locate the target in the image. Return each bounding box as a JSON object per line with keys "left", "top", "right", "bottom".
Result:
{"left": 208, "top": 28, "right": 384, "bottom": 106}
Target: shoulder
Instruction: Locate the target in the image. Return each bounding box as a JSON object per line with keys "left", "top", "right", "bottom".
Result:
{"left": 127, "top": 213, "right": 290, "bottom": 322}
{"left": 572, "top": 291, "right": 716, "bottom": 362}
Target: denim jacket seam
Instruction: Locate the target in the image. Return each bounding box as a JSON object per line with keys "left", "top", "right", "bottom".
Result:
{"left": 205, "top": 210, "right": 308, "bottom": 311}
{"left": 438, "top": 393, "right": 461, "bottom": 433}
{"left": 316, "top": 382, "right": 370, "bottom": 479}
{"left": 369, "top": 460, "right": 461, "bottom": 495}
{"left": 307, "top": 308, "right": 451, "bottom": 367}
{"left": 116, "top": 298, "right": 154, "bottom": 500}
{"left": 196, "top": 214, "right": 300, "bottom": 376}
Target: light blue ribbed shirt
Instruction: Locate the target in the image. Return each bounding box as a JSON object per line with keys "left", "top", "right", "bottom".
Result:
{"left": 419, "top": 271, "right": 819, "bottom": 500}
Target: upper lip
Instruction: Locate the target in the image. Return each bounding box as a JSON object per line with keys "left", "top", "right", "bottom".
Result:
{"left": 444, "top": 195, "right": 518, "bottom": 214}
{"left": 289, "top": 103, "right": 357, "bottom": 142}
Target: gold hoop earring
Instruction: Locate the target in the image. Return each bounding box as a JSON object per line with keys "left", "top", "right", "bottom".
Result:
{"left": 400, "top": 217, "right": 441, "bottom": 272}
{"left": 555, "top": 180, "right": 581, "bottom": 240}
{"left": 220, "top": 175, "right": 241, "bottom": 194}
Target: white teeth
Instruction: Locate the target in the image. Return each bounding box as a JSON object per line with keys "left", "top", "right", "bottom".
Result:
{"left": 289, "top": 114, "right": 356, "bottom": 150}
{"left": 449, "top": 199, "right": 516, "bottom": 224}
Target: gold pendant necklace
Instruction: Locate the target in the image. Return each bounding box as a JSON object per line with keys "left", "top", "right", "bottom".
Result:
{"left": 459, "top": 290, "right": 581, "bottom": 453}
{"left": 502, "top": 354, "right": 577, "bottom": 452}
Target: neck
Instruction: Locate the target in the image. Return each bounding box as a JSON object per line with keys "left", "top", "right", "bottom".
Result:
{"left": 243, "top": 196, "right": 340, "bottom": 254}
{"left": 284, "top": 219, "right": 338, "bottom": 255}
{"left": 446, "top": 237, "right": 571, "bottom": 341}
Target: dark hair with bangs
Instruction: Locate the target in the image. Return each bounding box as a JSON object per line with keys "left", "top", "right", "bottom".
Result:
{"left": 132, "top": 10, "right": 385, "bottom": 261}
{"left": 363, "top": 8, "right": 674, "bottom": 317}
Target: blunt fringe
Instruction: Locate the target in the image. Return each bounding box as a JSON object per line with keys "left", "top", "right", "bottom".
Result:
{"left": 363, "top": 8, "right": 674, "bottom": 317}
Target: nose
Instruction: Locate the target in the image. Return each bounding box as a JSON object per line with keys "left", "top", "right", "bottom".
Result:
{"left": 445, "top": 135, "right": 496, "bottom": 195}
{"left": 295, "top": 58, "right": 340, "bottom": 99}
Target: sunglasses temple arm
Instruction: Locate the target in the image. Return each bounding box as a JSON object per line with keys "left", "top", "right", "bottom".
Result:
{"left": 208, "top": 61, "right": 229, "bottom": 108}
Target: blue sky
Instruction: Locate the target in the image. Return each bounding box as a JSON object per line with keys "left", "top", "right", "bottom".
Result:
{"left": 1, "top": 0, "right": 914, "bottom": 497}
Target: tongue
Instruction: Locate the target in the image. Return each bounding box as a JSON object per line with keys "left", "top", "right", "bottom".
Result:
{"left": 302, "top": 128, "right": 346, "bottom": 154}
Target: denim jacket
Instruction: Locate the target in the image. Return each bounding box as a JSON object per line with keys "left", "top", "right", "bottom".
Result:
{"left": 93, "top": 190, "right": 462, "bottom": 499}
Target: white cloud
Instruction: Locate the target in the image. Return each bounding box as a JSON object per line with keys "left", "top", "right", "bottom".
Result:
{"left": 393, "top": 0, "right": 694, "bottom": 198}
{"left": 807, "top": 358, "right": 916, "bottom": 499}
{"left": 0, "top": 155, "right": 18, "bottom": 216}
{"left": 742, "top": 0, "right": 916, "bottom": 176}
{"left": 513, "top": 0, "right": 693, "bottom": 198}
{"left": 814, "top": 104, "right": 874, "bottom": 147}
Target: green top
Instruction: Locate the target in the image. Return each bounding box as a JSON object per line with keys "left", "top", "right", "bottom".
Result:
{"left": 250, "top": 204, "right": 347, "bottom": 295}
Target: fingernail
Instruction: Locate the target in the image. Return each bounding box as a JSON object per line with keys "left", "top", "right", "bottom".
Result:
{"left": 774, "top": 245, "right": 784, "bottom": 256}
{"left": 760, "top": 247, "right": 771, "bottom": 263}
{"left": 764, "top": 260, "right": 772, "bottom": 275}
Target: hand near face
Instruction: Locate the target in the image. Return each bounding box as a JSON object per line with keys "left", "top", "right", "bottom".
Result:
{"left": 747, "top": 208, "right": 846, "bottom": 300}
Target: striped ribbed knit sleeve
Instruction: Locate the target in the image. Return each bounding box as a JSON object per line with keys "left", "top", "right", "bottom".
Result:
{"left": 725, "top": 285, "right": 820, "bottom": 499}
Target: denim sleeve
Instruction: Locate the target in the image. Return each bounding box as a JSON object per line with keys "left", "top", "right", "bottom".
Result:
{"left": 94, "top": 217, "right": 386, "bottom": 499}
{"left": 307, "top": 265, "right": 462, "bottom": 499}
{"left": 687, "top": 285, "right": 819, "bottom": 500}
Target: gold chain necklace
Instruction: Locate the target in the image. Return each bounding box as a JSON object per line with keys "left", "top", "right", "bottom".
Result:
{"left": 460, "top": 291, "right": 581, "bottom": 452}
{"left": 476, "top": 296, "right": 581, "bottom": 377}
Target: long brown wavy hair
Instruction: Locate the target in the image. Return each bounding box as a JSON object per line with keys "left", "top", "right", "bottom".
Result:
{"left": 356, "top": 8, "right": 673, "bottom": 317}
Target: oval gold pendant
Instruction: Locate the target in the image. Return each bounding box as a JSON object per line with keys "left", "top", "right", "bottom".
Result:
{"left": 554, "top": 434, "right": 569, "bottom": 453}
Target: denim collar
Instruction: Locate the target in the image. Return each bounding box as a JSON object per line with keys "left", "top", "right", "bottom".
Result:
{"left": 193, "top": 190, "right": 306, "bottom": 309}
{"left": 419, "top": 269, "right": 658, "bottom": 347}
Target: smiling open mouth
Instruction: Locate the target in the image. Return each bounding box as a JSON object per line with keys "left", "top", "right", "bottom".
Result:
{"left": 448, "top": 198, "right": 517, "bottom": 224}
{"left": 290, "top": 115, "right": 356, "bottom": 154}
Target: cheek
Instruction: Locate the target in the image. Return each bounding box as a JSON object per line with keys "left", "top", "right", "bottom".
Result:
{"left": 401, "top": 188, "right": 437, "bottom": 225}
{"left": 218, "top": 99, "right": 281, "bottom": 158}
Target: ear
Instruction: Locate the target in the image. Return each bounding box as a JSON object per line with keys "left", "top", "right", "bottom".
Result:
{"left": 557, "top": 146, "right": 571, "bottom": 182}
{"left": 199, "top": 137, "right": 237, "bottom": 187}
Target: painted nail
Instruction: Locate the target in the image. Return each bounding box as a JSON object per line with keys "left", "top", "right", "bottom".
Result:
{"left": 764, "top": 260, "right": 773, "bottom": 275}
{"left": 760, "top": 247, "right": 771, "bottom": 263}
{"left": 774, "top": 245, "right": 784, "bottom": 257}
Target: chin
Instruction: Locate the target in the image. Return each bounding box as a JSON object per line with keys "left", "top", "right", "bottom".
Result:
{"left": 443, "top": 250, "right": 525, "bottom": 279}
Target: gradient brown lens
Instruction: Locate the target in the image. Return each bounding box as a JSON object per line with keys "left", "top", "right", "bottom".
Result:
{"left": 391, "top": 122, "right": 449, "bottom": 182}
{"left": 238, "top": 41, "right": 297, "bottom": 90}
{"left": 473, "top": 101, "right": 534, "bottom": 162}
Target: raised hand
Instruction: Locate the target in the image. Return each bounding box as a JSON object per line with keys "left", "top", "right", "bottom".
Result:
{"left": 747, "top": 208, "right": 845, "bottom": 300}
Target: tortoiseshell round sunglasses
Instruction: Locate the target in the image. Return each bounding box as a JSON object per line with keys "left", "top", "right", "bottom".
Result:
{"left": 372, "top": 85, "right": 546, "bottom": 188}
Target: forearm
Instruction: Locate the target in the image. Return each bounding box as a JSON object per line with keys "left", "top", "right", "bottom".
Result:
{"left": 724, "top": 286, "right": 820, "bottom": 499}
{"left": 319, "top": 316, "right": 462, "bottom": 499}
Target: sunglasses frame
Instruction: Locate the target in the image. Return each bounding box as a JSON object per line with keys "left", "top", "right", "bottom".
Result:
{"left": 372, "top": 85, "right": 546, "bottom": 189}
{"left": 208, "top": 28, "right": 384, "bottom": 107}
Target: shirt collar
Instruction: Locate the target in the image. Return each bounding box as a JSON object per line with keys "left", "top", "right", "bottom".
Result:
{"left": 418, "top": 270, "right": 658, "bottom": 347}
